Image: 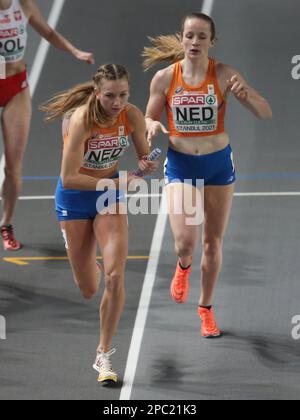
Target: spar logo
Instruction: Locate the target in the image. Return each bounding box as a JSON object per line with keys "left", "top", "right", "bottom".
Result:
{"left": 89, "top": 136, "right": 129, "bottom": 150}
{"left": 291, "top": 55, "right": 300, "bottom": 80}
{"left": 173, "top": 94, "right": 206, "bottom": 106}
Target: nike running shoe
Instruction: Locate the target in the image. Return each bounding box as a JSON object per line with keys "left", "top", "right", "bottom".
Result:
{"left": 1, "top": 225, "right": 21, "bottom": 251}
{"left": 93, "top": 348, "right": 118, "bottom": 386}
{"left": 170, "top": 260, "right": 192, "bottom": 304}
{"left": 198, "top": 306, "right": 221, "bottom": 338}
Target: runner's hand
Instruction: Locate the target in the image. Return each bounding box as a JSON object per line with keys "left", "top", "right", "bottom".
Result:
{"left": 147, "top": 121, "right": 169, "bottom": 145}
{"left": 137, "top": 156, "right": 159, "bottom": 175}
{"left": 226, "top": 74, "right": 248, "bottom": 100}
{"left": 75, "top": 50, "right": 95, "bottom": 65}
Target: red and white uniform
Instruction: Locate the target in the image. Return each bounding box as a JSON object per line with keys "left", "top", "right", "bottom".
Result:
{"left": 0, "top": 0, "right": 28, "bottom": 63}
{"left": 0, "top": 0, "right": 29, "bottom": 107}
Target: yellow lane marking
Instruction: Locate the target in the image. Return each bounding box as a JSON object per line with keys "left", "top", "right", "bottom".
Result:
{"left": 3, "top": 256, "right": 150, "bottom": 266}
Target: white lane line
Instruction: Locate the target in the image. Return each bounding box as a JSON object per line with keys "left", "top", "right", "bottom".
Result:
{"left": 0, "top": 0, "right": 66, "bottom": 192}
{"left": 0, "top": 194, "right": 163, "bottom": 200}
{"left": 235, "top": 192, "right": 300, "bottom": 197}
{"left": 1, "top": 192, "right": 300, "bottom": 201}
{"left": 119, "top": 0, "right": 215, "bottom": 402}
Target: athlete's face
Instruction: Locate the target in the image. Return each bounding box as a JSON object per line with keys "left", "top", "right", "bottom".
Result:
{"left": 96, "top": 78, "right": 130, "bottom": 117}
{"left": 182, "top": 18, "right": 214, "bottom": 60}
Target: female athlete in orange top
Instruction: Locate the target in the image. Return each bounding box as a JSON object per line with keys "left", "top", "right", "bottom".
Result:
{"left": 41, "top": 64, "right": 158, "bottom": 385}
{"left": 144, "top": 12, "right": 272, "bottom": 338}
{"left": 0, "top": 0, "right": 94, "bottom": 250}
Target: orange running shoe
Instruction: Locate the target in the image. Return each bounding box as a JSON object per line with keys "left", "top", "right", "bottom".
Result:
{"left": 1, "top": 225, "right": 21, "bottom": 251}
{"left": 170, "top": 260, "right": 192, "bottom": 304}
{"left": 198, "top": 306, "right": 221, "bottom": 338}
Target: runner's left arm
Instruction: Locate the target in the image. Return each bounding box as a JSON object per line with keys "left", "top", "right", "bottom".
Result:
{"left": 218, "top": 64, "right": 272, "bottom": 119}
{"left": 21, "top": 0, "right": 95, "bottom": 64}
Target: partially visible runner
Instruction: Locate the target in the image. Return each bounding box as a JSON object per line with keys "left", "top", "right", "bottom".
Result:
{"left": 0, "top": 0, "right": 94, "bottom": 250}
{"left": 144, "top": 12, "right": 272, "bottom": 338}
{"left": 41, "top": 64, "right": 159, "bottom": 385}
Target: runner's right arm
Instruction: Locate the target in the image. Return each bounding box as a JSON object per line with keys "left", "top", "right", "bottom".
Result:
{"left": 145, "top": 69, "right": 170, "bottom": 145}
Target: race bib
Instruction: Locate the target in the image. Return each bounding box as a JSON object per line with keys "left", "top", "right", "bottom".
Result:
{"left": 0, "top": 25, "right": 26, "bottom": 62}
{"left": 172, "top": 93, "right": 218, "bottom": 133}
{"left": 83, "top": 134, "right": 130, "bottom": 170}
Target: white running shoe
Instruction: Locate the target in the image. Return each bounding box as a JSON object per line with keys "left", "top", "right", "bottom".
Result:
{"left": 93, "top": 348, "right": 118, "bottom": 386}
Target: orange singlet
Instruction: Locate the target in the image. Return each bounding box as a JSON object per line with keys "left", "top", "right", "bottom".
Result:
{"left": 62, "top": 106, "right": 133, "bottom": 177}
{"left": 166, "top": 58, "right": 226, "bottom": 138}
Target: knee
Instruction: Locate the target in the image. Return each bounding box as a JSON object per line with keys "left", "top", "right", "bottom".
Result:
{"left": 203, "top": 238, "right": 222, "bottom": 258}
{"left": 74, "top": 276, "right": 98, "bottom": 300}
{"left": 105, "top": 270, "right": 124, "bottom": 294}
{"left": 175, "top": 236, "right": 197, "bottom": 257}
{"left": 79, "top": 284, "right": 98, "bottom": 300}
{"left": 4, "top": 166, "right": 22, "bottom": 180}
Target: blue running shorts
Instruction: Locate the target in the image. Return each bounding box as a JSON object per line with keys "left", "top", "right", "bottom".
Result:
{"left": 164, "top": 144, "right": 236, "bottom": 187}
{"left": 55, "top": 173, "right": 125, "bottom": 221}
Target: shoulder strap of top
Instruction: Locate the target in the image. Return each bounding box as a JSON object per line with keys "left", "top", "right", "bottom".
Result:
{"left": 208, "top": 58, "right": 215, "bottom": 77}
{"left": 14, "top": 0, "right": 28, "bottom": 23}
{"left": 13, "top": 0, "right": 20, "bottom": 10}
{"left": 174, "top": 61, "right": 182, "bottom": 83}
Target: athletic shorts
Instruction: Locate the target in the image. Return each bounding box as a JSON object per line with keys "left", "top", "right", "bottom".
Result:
{"left": 55, "top": 174, "right": 125, "bottom": 221}
{"left": 0, "top": 69, "right": 29, "bottom": 108}
{"left": 164, "top": 144, "right": 236, "bottom": 187}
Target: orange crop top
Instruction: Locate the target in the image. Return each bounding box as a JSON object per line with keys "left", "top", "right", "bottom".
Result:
{"left": 166, "top": 58, "right": 226, "bottom": 137}
{"left": 63, "top": 106, "right": 133, "bottom": 176}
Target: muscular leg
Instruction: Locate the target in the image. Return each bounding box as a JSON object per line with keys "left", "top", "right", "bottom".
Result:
{"left": 167, "top": 183, "right": 202, "bottom": 267}
{"left": 1, "top": 88, "right": 31, "bottom": 226}
{"left": 200, "top": 184, "right": 235, "bottom": 306}
{"left": 93, "top": 210, "right": 128, "bottom": 353}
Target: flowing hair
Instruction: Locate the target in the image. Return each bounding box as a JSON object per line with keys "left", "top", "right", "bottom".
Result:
{"left": 142, "top": 13, "right": 216, "bottom": 71}
{"left": 40, "top": 64, "right": 130, "bottom": 130}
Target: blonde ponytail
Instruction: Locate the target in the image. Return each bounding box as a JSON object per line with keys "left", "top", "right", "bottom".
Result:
{"left": 142, "top": 34, "right": 184, "bottom": 71}
{"left": 40, "top": 82, "right": 95, "bottom": 124}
